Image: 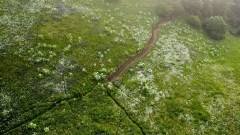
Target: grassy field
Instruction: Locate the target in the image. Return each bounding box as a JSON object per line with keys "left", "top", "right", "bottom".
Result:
{"left": 1, "top": 0, "right": 240, "bottom": 134}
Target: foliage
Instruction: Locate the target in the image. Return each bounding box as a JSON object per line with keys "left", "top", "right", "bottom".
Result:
{"left": 212, "top": 0, "right": 234, "bottom": 20}
{"left": 156, "top": 2, "right": 174, "bottom": 18}
{"left": 180, "top": 0, "right": 239, "bottom": 30}
{"left": 186, "top": 15, "right": 201, "bottom": 29}
{"left": 181, "top": 0, "right": 204, "bottom": 16}
{"left": 172, "top": 0, "right": 185, "bottom": 15}
{"left": 228, "top": 0, "right": 240, "bottom": 28}
{"left": 157, "top": 0, "right": 185, "bottom": 16}
{"left": 227, "top": 10, "right": 238, "bottom": 27}
{"left": 201, "top": 0, "right": 213, "bottom": 18}
{"left": 203, "top": 16, "right": 228, "bottom": 40}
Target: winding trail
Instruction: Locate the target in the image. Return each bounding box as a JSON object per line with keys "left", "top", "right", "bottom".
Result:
{"left": 108, "top": 15, "right": 175, "bottom": 81}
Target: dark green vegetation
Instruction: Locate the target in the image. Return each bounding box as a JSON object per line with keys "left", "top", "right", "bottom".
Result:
{"left": 156, "top": 0, "right": 240, "bottom": 39}
{"left": 187, "top": 15, "right": 201, "bottom": 29}
{"left": 203, "top": 16, "right": 228, "bottom": 40}
{"left": 1, "top": 0, "right": 240, "bottom": 134}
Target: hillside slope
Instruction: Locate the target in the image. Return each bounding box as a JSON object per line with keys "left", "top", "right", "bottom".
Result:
{"left": 1, "top": 0, "right": 240, "bottom": 134}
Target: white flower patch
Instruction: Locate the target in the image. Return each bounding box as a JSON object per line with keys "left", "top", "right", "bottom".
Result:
{"left": 70, "top": 3, "right": 101, "bottom": 21}
{"left": 129, "top": 26, "right": 151, "bottom": 50}
{"left": 25, "top": 0, "right": 47, "bottom": 14}
{"left": 44, "top": 127, "right": 50, "bottom": 133}
{"left": 107, "top": 82, "right": 113, "bottom": 90}
{"left": 118, "top": 85, "right": 128, "bottom": 99}
{"left": 114, "top": 84, "right": 140, "bottom": 113}
{"left": 114, "top": 65, "right": 171, "bottom": 124}
{"left": 93, "top": 72, "right": 106, "bottom": 80}
{"left": 178, "top": 113, "right": 194, "bottom": 124}
{"left": 154, "top": 42, "right": 191, "bottom": 69}
{"left": 63, "top": 44, "right": 72, "bottom": 52}
{"left": 143, "top": 105, "right": 154, "bottom": 122}
{"left": 105, "top": 26, "right": 116, "bottom": 35}
{"left": 53, "top": 81, "right": 67, "bottom": 93}
{"left": 145, "top": 106, "right": 153, "bottom": 115}
{"left": 120, "top": 66, "right": 173, "bottom": 130}
{"left": 28, "top": 122, "right": 37, "bottom": 129}
{"left": 0, "top": 0, "right": 56, "bottom": 51}
{"left": 149, "top": 23, "right": 193, "bottom": 77}
{"left": 0, "top": 93, "right": 11, "bottom": 107}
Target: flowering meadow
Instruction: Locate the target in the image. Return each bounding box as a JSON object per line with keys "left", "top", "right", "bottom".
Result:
{"left": 109, "top": 20, "right": 240, "bottom": 134}
{"left": 1, "top": 0, "right": 240, "bottom": 134}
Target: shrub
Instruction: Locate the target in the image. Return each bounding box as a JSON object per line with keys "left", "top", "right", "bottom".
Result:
{"left": 156, "top": 2, "right": 174, "bottom": 18}
{"left": 187, "top": 15, "right": 201, "bottom": 29}
{"left": 203, "top": 16, "right": 227, "bottom": 40}
{"left": 181, "top": 0, "right": 204, "bottom": 16}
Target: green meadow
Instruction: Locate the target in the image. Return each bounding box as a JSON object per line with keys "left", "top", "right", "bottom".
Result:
{"left": 1, "top": 0, "right": 240, "bottom": 134}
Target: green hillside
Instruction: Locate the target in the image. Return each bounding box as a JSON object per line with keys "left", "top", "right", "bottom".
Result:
{"left": 1, "top": 0, "right": 240, "bottom": 134}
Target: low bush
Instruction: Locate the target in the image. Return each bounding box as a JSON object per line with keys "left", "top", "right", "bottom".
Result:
{"left": 203, "top": 16, "right": 227, "bottom": 40}
{"left": 187, "top": 15, "right": 201, "bottom": 29}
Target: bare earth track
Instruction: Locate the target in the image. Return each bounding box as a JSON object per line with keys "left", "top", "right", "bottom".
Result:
{"left": 108, "top": 15, "right": 175, "bottom": 81}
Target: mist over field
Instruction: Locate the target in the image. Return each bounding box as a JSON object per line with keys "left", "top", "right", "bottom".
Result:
{"left": 0, "top": 0, "right": 240, "bottom": 134}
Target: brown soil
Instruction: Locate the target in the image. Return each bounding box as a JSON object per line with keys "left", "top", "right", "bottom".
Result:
{"left": 107, "top": 15, "right": 175, "bottom": 82}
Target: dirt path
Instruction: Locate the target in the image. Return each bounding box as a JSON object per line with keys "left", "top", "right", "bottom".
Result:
{"left": 107, "top": 15, "right": 175, "bottom": 82}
